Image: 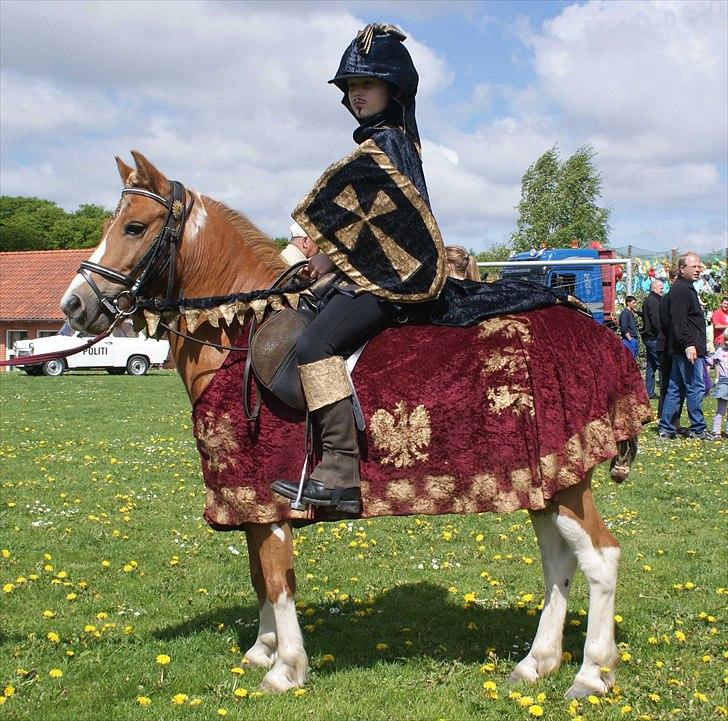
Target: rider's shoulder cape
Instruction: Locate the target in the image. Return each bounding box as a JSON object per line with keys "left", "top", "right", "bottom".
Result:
{"left": 293, "top": 137, "right": 446, "bottom": 303}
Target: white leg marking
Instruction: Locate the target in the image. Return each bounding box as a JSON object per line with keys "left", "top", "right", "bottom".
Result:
{"left": 270, "top": 523, "right": 286, "bottom": 542}
{"left": 554, "top": 515, "right": 620, "bottom": 698}
{"left": 244, "top": 598, "right": 277, "bottom": 668}
{"left": 259, "top": 592, "right": 308, "bottom": 692}
{"left": 509, "top": 511, "right": 577, "bottom": 683}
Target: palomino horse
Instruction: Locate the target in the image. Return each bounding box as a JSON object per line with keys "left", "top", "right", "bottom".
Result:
{"left": 61, "top": 152, "right": 647, "bottom": 697}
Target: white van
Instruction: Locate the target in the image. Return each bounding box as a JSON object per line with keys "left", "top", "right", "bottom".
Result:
{"left": 13, "top": 322, "right": 170, "bottom": 376}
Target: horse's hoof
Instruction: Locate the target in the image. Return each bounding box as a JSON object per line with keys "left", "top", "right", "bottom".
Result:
{"left": 507, "top": 663, "right": 539, "bottom": 684}
{"left": 259, "top": 663, "right": 308, "bottom": 693}
{"left": 564, "top": 678, "right": 608, "bottom": 699}
{"left": 244, "top": 645, "right": 276, "bottom": 669}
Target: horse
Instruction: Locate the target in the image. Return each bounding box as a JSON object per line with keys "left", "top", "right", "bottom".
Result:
{"left": 60, "top": 151, "right": 649, "bottom": 698}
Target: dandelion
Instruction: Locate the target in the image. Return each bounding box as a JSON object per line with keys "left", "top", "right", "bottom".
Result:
{"left": 233, "top": 688, "right": 248, "bottom": 698}
{"left": 136, "top": 696, "right": 151, "bottom": 706}
{"left": 519, "top": 696, "right": 535, "bottom": 707}
{"left": 693, "top": 692, "right": 708, "bottom": 703}
{"left": 321, "top": 654, "right": 335, "bottom": 663}
{"left": 66, "top": 592, "right": 77, "bottom": 601}
{"left": 47, "top": 631, "right": 60, "bottom": 643}
{"left": 217, "top": 709, "right": 228, "bottom": 716}
{"left": 648, "top": 692, "right": 661, "bottom": 702}
{"left": 171, "top": 693, "right": 188, "bottom": 705}
{"left": 562, "top": 651, "right": 573, "bottom": 662}
{"left": 674, "top": 630, "right": 686, "bottom": 642}
{"left": 48, "top": 668, "right": 63, "bottom": 678}
{"left": 42, "top": 610, "right": 56, "bottom": 619}
{"left": 189, "top": 698, "right": 202, "bottom": 707}
{"left": 528, "top": 705, "right": 544, "bottom": 717}
{"left": 4, "top": 686, "right": 15, "bottom": 697}
{"left": 376, "top": 643, "right": 388, "bottom": 651}
{"left": 2, "top": 584, "right": 14, "bottom": 594}
{"left": 1, "top": 549, "right": 10, "bottom": 559}
{"left": 621, "top": 705, "right": 632, "bottom": 713}
{"left": 586, "top": 695, "right": 601, "bottom": 705}
{"left": 293, "top": 688, "right": 307, "bottom": 696}
{"left": 230, "top": 666, "right": 245, "bottom": 675}
{"left": 621, "top": 652, "right": 632, "bottom": 662}
{"left": 614, "top": 614, "right": 623, "bottom": 623}
{"left": 156, "top": 654, "right": 171, "bottom": 665}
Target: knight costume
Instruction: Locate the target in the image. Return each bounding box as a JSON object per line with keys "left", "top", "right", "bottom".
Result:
{"left": 271, "top": 24, "right": 576, "bottom": 514}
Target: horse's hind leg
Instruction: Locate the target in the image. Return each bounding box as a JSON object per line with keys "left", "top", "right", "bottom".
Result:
{"left": 247, "top": 522, "right": 308, "bottom": 692}
{"left": 553, "top": 473, "right": 621, "bottom": 698}
{"left": 509, "top": 508, "right": 577, "bottom": 683}
{"left": 243, "top": 527, "right": 277, "bottom": 668}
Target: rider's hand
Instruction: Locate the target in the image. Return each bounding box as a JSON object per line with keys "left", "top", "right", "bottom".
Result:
{"left": 307, "top": 253, "right": 335, "bottom": 280}
{"left": 685, "top": 345, "right": 697, "bottom": 363}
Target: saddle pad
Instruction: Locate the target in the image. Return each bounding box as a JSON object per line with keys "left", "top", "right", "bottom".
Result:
{"left": 193, "top": 306, "right": 651, "bottom": 528}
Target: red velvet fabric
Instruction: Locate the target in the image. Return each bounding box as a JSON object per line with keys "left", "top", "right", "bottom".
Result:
{"left": 193, "top": 306, "right": 651, "bottom": 529}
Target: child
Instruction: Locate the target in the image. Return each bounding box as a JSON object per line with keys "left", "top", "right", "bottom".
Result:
{"left": 706, "top": 337, "right": 728, "bottom": 437}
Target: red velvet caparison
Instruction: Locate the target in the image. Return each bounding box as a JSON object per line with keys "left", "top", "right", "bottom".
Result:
{"left": 193, "top": 306, "right": 651, "bottom": 529}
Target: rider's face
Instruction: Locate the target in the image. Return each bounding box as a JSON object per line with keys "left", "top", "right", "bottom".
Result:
{"left": 347, "top": 77, "right": 390, "bottom": 119}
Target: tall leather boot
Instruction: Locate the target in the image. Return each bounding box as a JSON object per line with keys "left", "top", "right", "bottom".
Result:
{"left": 271, "top": 356, "right": 361, "bottom": 514}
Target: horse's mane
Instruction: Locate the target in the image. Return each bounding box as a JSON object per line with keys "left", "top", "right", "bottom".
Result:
{"left": 206, "top": 198, "right": 287, "bottom": 275}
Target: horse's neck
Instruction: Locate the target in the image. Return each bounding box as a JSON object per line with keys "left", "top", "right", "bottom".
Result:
{"left": 170, "top": 195, "right": 286, "bottom": 404}
{"left": 178, "top": 196, "right": 283, "bottom": 297}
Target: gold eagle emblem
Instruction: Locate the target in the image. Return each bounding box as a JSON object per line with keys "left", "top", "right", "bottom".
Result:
{"left": 370, "top": 401, "right": 431, "bottom": 468}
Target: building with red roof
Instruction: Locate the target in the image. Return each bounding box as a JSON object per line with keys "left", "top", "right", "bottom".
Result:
{"left": 0, "top": 249, "right": 91, "bottom": 368}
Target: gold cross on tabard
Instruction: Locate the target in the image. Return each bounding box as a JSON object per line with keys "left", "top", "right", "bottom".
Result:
{"left": 332, "top": 185, "right": 422, "bottom": 282}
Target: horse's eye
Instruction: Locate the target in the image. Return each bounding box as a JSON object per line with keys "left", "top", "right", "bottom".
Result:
{"left": 124, "top": 222, "right": 146, "bottom": 236}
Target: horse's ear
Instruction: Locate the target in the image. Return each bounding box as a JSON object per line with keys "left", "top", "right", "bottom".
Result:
{"left": 115, "top": 156, "right": 134, "bottom": 186}
{"left": 130, "top": 150, "right": 172, "bottom": 197}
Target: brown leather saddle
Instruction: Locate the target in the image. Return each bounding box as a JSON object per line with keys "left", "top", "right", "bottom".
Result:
{"left": 244, "top": 267, "right": 340, "bottom": 419}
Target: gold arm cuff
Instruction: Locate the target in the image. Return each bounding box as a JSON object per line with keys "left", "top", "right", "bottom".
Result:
{"left": 299, "top": 357, "right": 351, "bottom": 411}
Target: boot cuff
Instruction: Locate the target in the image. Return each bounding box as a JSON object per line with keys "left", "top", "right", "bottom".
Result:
{"left": 299, "top": 357, "right": 352, "bottom": 411}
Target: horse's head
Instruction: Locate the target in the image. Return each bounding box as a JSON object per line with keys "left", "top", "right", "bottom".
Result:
{"left": 61, "top": 151, "right": 188, "bottom": 334}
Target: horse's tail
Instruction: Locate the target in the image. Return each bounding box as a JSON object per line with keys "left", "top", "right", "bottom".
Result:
{"left": 609, "top": 437, "right": 638, "bottom": 483}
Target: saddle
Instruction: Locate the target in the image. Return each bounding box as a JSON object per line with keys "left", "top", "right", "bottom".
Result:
{"left": 244, "top": 268, "right": 340, "bottom": 418}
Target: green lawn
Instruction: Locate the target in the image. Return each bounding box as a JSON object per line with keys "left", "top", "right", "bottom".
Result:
{"left": 0, "top": 371, "right": 726, "bottom": 721}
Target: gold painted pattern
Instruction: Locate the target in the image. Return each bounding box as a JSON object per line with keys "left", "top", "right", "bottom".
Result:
{"left": 194, "top": 411, "right": 238, "bottom": 473}
{"left": 370, "top": 401, "right": 431, "bottom": 467}
{"left": 299, "top": 356, "right": 351, "bottom": 411}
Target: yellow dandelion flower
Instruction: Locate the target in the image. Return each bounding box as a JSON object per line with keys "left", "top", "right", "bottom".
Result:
{"left": 217, "top": 709, "right": 227, "bottom": 716}
{"left": 614, "top": 614, "right": 623, "bottom": 623}
{"left": 648, "top": 692, "right": 660, "bottom": 702}
{"left": 321, "top": 654, "right": 334, "bottom": 663}
{"left": 463, "top": 592, "right": 477, "bottom": 604}
{"left": 66, "top": 592, "right": 77, "bottom": 601}
{"left": 48, "top": 668, "right": 63, "bottom": 678}
{"left": 483, "top": 680, "right": 497, "bottom": 691}
{"left": 171, "top": 693, "right": 188, "bottom": 705}
{"left": 1, "top": 549, "right": 10, "bottom": 559}
{"left": 528, "top": 704, "right": 544, "bottom": 717}
{"left": 0, "top": 698, "right": 5, "bottom": 707}
{"left": 230, "top": 667, "right": 245, "bottom": 675}
{"left": 693, "top": 692, "right": 708, "bottom": 703}
{"left": 4, "top": 686, "right": 15, "bottom": 697}
{"left": 156, "top": 654, "right": 171, "bottom": 665}
{"left": 233, "top": 688, "right": 248, "bottom": 698}
{"left": 674, "top": 630, "right": 686, "bottom": 642}
{"left": 562, "top": 651, "right": 573, "bottom": 662}
{"left": 2, "top": 583, "right": 14, "bottom": 594}
{"left": 47, "top": 631, "right": 60, "bottom": 643}
{"left": 136, "top": 696, "right": 151, "bottom": 706}
{"left": 519, "top": 696, "right": 535, "bottom": 707}
{"left": 189, "top": 698, "right": 202, "bottom": 707}
{"left": 42, "top": 610, "right": 55, "bottom": 618}
{"left": 376, "top": 643, "right": 388, "bottom": 651}
{"left": 621, "top": 705, "right": 632, "bottom": 714}
{"left": 101, "top": 560, "right": 110, "bottom": 568}
{"left": 586, "top": 695, "right": 601, "bottom": 705}
{"left": 293, "top": 688, "right": 307, "bottom": 696}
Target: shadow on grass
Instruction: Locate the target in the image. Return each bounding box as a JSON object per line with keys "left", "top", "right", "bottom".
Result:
{"left": 153, "top": 582, "right": 599, "bottom": 670}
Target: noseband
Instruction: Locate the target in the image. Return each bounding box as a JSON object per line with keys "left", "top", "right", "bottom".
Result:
{"left": 77, "top": 181, "right": 191, "bottom": 318}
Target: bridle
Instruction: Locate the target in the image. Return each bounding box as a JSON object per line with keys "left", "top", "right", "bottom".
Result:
{"left": 77, "top": 181, "right": 191, "bottom": 319}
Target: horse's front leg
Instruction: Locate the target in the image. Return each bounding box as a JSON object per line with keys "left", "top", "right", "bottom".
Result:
{"left": 246, "top": 522, "right": 308, "bottom": 691}
{"left": 509, "top": 507, "right": 577, "bottom": 683}
{"left": 553, "top": 475, "right": 621, "bottom": 698}
{"left": 243, "top": 526, "right": 277, "bottom": 668}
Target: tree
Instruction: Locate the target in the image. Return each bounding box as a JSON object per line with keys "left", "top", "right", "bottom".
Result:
{"left": 511, "top": 144, "right": 610, "bottom": 251}
{"left": 0, "top": 196, "right": 112, "bottom": 251}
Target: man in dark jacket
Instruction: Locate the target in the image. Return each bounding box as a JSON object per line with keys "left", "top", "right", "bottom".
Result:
{"left": 619, "top": 295, "right": 639, "bottom": 359}
{"left": 641, "top": 279, "right": 663, "bottom": 398}
{"left": 658, "top": 252, "right": 715, "bottom": 440}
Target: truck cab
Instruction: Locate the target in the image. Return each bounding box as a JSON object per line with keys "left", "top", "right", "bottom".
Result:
{"left": 500, "top": 247, "right": 619, "bottom": 325}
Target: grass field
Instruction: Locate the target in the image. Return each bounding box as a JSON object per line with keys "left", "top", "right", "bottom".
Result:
{"left": 1, "top": 371, "right": 726, "bottom": 721}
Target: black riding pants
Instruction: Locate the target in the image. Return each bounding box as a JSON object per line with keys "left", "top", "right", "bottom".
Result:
{"left": 295, "top": 291, "right": 391, "bottom": 365}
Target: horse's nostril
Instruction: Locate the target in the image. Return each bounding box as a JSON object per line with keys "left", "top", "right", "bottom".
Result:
{"left": 62, "top": 294, "right": 82, "bottom": 316}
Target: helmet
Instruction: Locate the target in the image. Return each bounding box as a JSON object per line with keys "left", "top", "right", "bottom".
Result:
{"left": 329, "top": 24, "right": 420, "bottom": 145}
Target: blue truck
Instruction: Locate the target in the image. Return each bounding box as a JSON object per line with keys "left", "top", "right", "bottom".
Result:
{"left": 499, "top": 247, "right": 621, "bottom": 326}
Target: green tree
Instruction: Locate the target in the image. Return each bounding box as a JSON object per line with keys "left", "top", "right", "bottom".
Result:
{"left": 511, "top": 144, "right": 610, "bottom": 251}
{"left": 0, "top": 197, "right": 112, "bottom": 251}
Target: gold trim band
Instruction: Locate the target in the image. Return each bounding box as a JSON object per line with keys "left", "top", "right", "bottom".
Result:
{"left": 299, "top": 356, "right": 352, "bottom": 411}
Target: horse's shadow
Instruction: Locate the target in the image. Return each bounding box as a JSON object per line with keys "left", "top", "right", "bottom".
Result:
{"left": 154, "top": 582, "right": 594, "bottom": 671}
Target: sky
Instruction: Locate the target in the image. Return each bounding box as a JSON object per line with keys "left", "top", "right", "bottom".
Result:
{"left": 1, "top": 0, "right": 726, "bottom": 255}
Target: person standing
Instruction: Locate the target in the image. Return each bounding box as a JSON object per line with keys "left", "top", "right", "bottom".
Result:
{"left": 641, "top": 279, "right": 663, "bottom": 398}
{"left": 658, "top": 252, "right": 716, "bottom": 441}
{"left": 619, "top": 295, "right": 639, "bottom": 359}
{"left": 710, "top": 296, "right": 728, "bottom": 348}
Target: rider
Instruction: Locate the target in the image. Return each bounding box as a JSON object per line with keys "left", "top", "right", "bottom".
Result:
{"left": 271, "top": 24, "right": 442, "bottom": 514}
